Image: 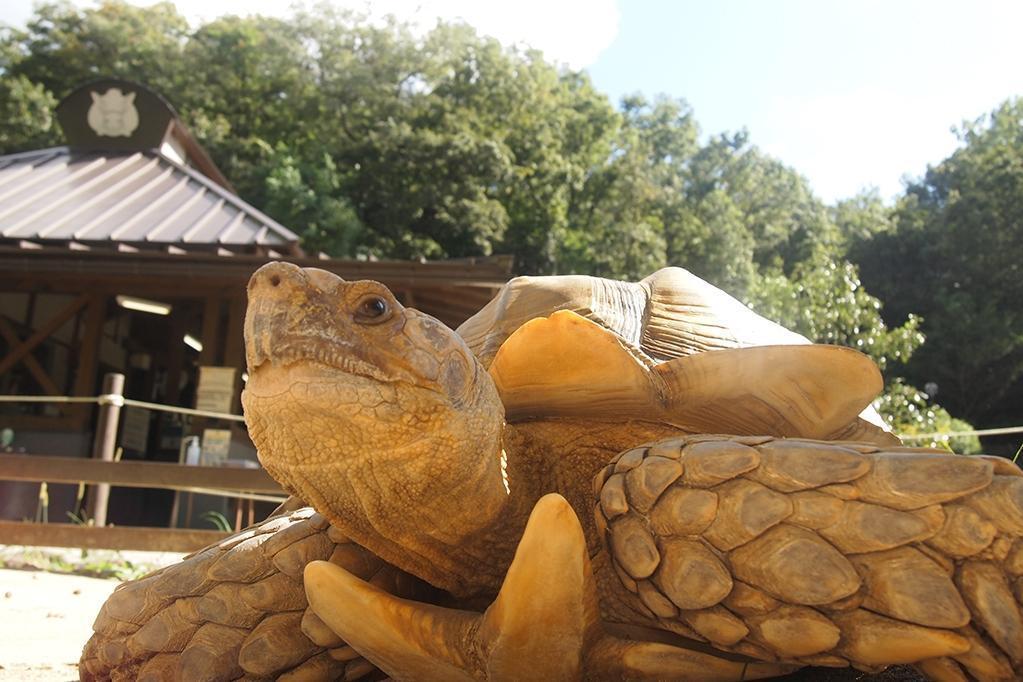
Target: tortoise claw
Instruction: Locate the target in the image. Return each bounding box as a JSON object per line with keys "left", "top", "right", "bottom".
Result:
{"left": 304, "top": 494, "right": 596, "bottom": 681}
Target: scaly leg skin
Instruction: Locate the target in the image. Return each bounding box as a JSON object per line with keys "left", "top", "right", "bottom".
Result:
{"left": 79, "top": 507, "right": 426, "bottom": 681}
{"left": 593, "top": 435, "right": 1023, "bottom": 680}
{"left": 304, "top": 494, "right": 797, "bottom": 681}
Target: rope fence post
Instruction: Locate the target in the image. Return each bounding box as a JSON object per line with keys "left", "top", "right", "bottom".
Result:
{"left": 85, "top": 372, "right": 124, "bottom": 527}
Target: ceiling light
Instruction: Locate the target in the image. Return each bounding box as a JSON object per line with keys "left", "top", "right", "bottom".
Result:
{"left": 183, "top": 334, "right": 203, "bottom": 352}
{"left": 116, "top": 295, "right": 172, "bottom": 315}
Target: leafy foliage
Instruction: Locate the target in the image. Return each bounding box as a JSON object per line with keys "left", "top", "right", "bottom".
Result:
{"left": 746, "top": 253, "right": 924, "bottom": 371}
{"left": 0, "top": 75, "right": 58, "bottom": 152}
{"left": 853, "top": 99, "right": 1023, "bottom": 426}
{"left": 873, "top": 379, "right": 981, "bottom": 454}
{"left": 262, "top": 146, "right": 365, "bottom": 257}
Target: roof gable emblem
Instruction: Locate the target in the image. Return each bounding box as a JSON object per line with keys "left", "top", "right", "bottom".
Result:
{"left": 87, "top": 88, "right": 140, "bottom": 138}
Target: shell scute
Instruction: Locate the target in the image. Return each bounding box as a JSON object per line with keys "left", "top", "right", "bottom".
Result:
{"left": 624, "top": 455, "right": 683, "bottom": 513}
{"left": 729, "top": 524, "right": 861, "bottom": 605}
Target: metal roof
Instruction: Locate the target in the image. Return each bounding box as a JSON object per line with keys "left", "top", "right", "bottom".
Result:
{"left": 0, "top": 147, "right": 300, "bottom": 254}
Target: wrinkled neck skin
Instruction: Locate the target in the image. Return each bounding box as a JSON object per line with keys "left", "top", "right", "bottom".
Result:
{"left": 244, "top": 354, "right": 535, "bottom": 598}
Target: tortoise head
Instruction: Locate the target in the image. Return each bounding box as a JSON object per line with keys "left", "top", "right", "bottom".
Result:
{"left": 242, "top": 262, "right": 506, "bottom": 556}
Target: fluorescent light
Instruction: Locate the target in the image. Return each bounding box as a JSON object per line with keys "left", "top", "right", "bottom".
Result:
{"left": 183, "top": 334, "right": 203, "bottom": 352}
{"left": 116, "top": 295, "right": 172, "bottom": 316}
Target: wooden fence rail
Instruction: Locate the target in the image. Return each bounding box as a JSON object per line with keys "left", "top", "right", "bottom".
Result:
{"left": 0, "top": 454, "right": 283, "bottom": 494}
{"left": 0, "top": 521, "right": 229, "bottom": 552}
{"left": 0, "top": 374, "right": 283, "bottom": 552}
{"left": 0, "top": 454, "right": 285, "bottom": 552}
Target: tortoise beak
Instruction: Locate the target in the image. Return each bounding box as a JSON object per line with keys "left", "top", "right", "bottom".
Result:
{"left": 244, "top": 263, "right": 347, "bottom": 371}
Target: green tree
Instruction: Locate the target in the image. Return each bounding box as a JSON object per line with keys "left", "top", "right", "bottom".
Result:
{"left": 746, "top": 253, "right": 923, "bottom": 371}
{"left": 262, "top": 145, "right": 365, "bottom": 257}
{"left": 3, "top": 0, "right": 187, "bottom": 99}
{"left": 831, "top": 190, "right": 893, "bottom": 244}
{"left": 0, "top": 75, "right": 58, "bottom": 153}
{"left": 854, "top": 99, "right": 1023, "bottom": 424}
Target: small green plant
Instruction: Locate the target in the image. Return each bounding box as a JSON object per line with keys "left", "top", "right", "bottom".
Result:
{"left": 65, "top": 509, "right": 93, "bottom": 559}
{"left": 34, "top": 482, "right": 48, "bottom": 523}
{"left": 0, "top": 546, "right": 159, "bottom": 581}
{"left": 66, "top": 510, "right": 92, "bottom": 526}
{"left": 201, "top": 510, "right": 234, "bottom": 532}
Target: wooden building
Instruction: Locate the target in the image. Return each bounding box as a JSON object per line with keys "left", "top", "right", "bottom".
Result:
{"left": 0, "top": 79, "right": 511, "bottom": 526}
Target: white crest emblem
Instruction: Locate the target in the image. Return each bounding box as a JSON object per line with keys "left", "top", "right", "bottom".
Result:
{"left": 87, "top": 88, "right": 140, "bottom": 138}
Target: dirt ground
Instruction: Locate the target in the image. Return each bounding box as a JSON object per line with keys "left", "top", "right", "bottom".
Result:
{"left": 0, "top": 546, "right": 184, "bottom": 682}
{"left": 0, "top": 568, "right": 116, "bottom": 681}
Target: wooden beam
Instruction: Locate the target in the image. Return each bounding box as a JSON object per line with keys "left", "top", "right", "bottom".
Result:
{"left": 198, "top": 296, "right": 223, "bottom": 367}
{"left": 193, "top": 297, "right": 224, "bottom": 437}
{"left": 0, "top": 414, "right": 78, "bottom": 431}
{"left": 0, "top": 294, "right": 88, "bottom": 378}
{"left": 412, "top": 288, "right": 494, "bottom": 327}
{"left": 0, "top": 521, "right": 229, "bottom": 552}
{"left": 71, "top": 294, "right": 106, "bottom": 427}
{"left": 0, "top": 249, "right": 512, "bottom": 294}
{"left": 222, "top": 298, "right": 246, "bottom": 414}
{"left": 0, "top": 316, "right": 61, "bottom": 395}
{"left": 0, "top": 454, "right": 283, "bottom": 493}
{"left": 416, "top": 286, "right": 496, "bottom": 308}
{"left": 165, "top": 310, "right": 188, "bottom": 405}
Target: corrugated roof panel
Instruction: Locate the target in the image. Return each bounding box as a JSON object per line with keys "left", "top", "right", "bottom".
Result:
{"left": 0, "top": 155, "right": 93, "bottom": 223}
{"left": 223, "top": 216, "right": 279, "bottom": 245}
{"left": 178, "top": 197, "right": 226, "bottom": 243}
{"left": 214, "top": 210, "right": 247, "bottom": 244}
{"left": 0, "top": 150, "right": 66, "bottom": 194}
{"left": 73, "top": 166, "right": 180, "bottom": 240}
{"left": 183, "top": 204, "right": 238, "bottom": 243}
{"left": 250, "top": 221, "right": 289, "bottom": 245}
{"left": 109, "top": 175, "right": 193, "bottom": 241}
{"left": 3, "top": 154, "right": 152, "bottom": 238}
{"left": 35, "top": 155, "right": 160, "bottom": 240}
{"left": 0, "top": 148, "right": 299, "bottom": 251}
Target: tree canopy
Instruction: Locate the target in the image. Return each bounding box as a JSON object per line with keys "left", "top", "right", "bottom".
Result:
{"left": 851, "top": 100, "right": 1023, "bottom": 427}
{"left": 3, "top": 1, "right": 1020, "bottom": 447}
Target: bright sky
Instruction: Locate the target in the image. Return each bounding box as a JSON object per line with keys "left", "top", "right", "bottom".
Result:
{"left": 4, "top": 0, "right": 1022, "bottom": 203}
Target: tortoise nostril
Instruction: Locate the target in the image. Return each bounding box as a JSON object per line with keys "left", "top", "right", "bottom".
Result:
{"left": 269, "top": 274, "right": 281, "bottom": 287}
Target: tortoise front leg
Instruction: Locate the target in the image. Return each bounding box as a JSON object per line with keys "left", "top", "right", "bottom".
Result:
{"left": 593, "top": 435, "right": 1023, "bottom": 680}
{"left": 304, "top": 494, "right": 795, "bottom": 681}
{"left": 80, "top": 507, "right": 420, "bottom": 681}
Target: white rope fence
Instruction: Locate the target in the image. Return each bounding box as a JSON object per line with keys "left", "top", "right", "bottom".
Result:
{"left": 900, "top": 425, "right": 1023, "bottom": 441}
{"left": 3, "top": 393, "right": 1020, "bottom": 443}
{"left": 0, "top": 394, "right": 278, "bottom": 505}
{"left": 0, "top": 394, "right": 244, "bottom": 421}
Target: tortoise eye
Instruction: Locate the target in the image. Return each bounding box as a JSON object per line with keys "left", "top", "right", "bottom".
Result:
{"left": 355, "top": 295, "right": 390, "bottom": 323}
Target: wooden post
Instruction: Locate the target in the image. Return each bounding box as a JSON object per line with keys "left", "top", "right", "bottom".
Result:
{"left": 72, "top": 294, "right": 106, "bottom": 428}
{"left": 85, "top": 372, "right": 124, "bottom": 527}
{"left": 198, "top": 296, "right": 223, "bottom": 367}
{"left": 190, "top": 296, "right": 223, "bottom": 440}
{"left": 222, "top": 297, "right": 246, "bottom": 414}
{"left": 165, "top": 311, "right": 187, "bottom": 405}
